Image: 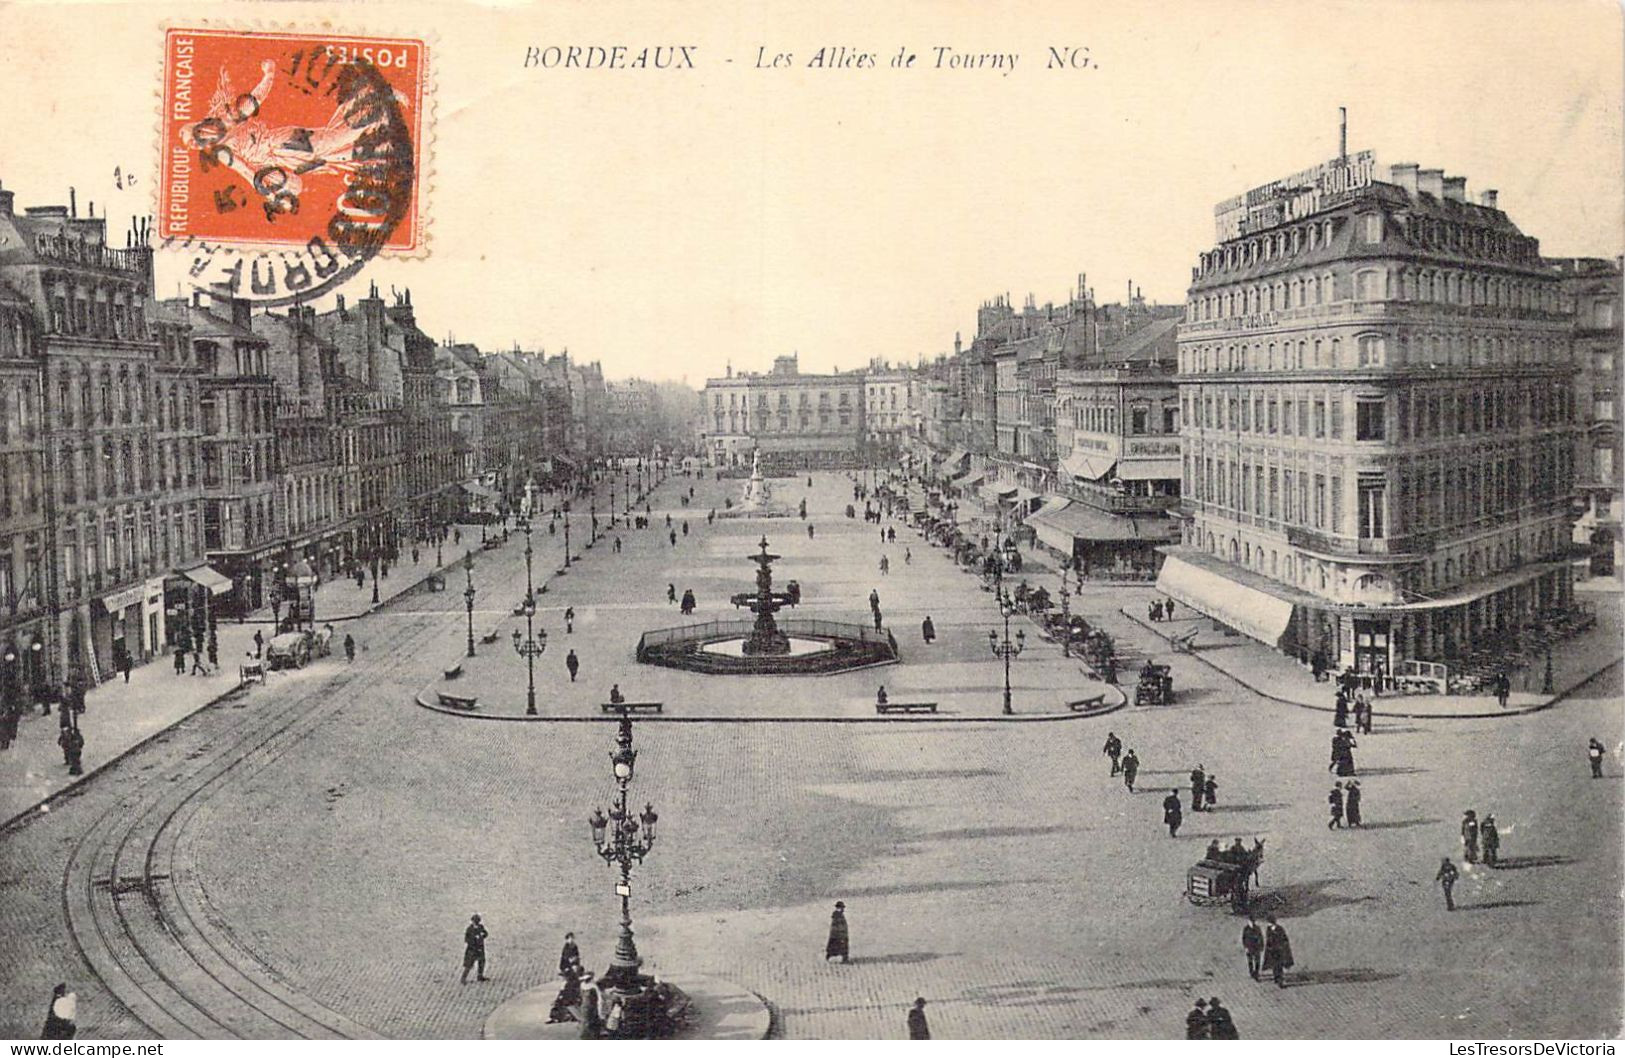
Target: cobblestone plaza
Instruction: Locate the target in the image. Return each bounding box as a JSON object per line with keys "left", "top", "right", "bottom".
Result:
{"left": 1, "top": 472, "right": 1619, "bottom": 1039}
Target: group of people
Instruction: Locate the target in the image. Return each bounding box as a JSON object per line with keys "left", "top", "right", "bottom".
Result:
{"left": 1326, "top": 780, "right": 1363, "bottom": 828}
{"left": 1146, "top": 598, "right": 1177, "bottom": 622}
{"left": 1185, "top": 996, "right": 1240, "bottom": 1038}
{"left": 1328, "top": 728, "right": 1358, "bottom": 776}
{"left": 1459, "top": 808, "right": 1502, "bottom": 866}
{"left": 1332, "top": 685, "right": 1374, "bottom": 734}
{"left": 1100, "top": 731, "right": 1140, "bottom": 791}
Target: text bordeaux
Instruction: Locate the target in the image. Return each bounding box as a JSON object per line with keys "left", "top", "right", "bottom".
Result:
{"left": 522, "top": 45, "right": 697, "bottom": 70}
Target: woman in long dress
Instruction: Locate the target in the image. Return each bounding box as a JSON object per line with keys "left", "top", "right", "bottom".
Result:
{"left": 825, "top": 901, "right": 849, "bottom": 963}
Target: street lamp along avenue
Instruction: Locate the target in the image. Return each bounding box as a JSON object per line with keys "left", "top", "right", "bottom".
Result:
{"left": 463, "top": 552, "right": 477, "bottom": 659}
{"left": 511, "top": 592, "right": 547, "bottom": 716}
{"left": 989, "top": 587, "right": 1026, "bottom": 716}
{"left": 588, "top": 713, "right": 660, "bottom": 1001}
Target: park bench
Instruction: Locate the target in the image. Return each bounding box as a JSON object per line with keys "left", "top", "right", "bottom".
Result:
{"left": 239, "top": 661, "right": 266, "bottom": 687}
{"left": 481, "top": 630, "right": 500, "bottom": 645}
{"left": 437, "top": 692, "right": 479, "bottom": 711}
{"left": 1067, "top": 693, "right": 1106, "bottom": 713}
{"left": 443, "top": 662, "right": 464, "bottom": 680}
{"left": 601, "top": 701, "right": 663, "bottom": 714}
{"left": 875, "top": 701, "right": 938, "bottom": 715}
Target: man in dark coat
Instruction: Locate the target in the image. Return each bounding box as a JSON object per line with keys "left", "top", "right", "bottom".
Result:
{"left": 921, "top": 616, "right": 936, "bottom": 644}
{"left": 1163, "top": 789, "right": 1183, "bottom": 837}
{"left": 1207, "top": 998, "right": 1239, "bottom": 1039}
{"left": 1481, "top": 814, "right": 1500, "bottom": 866}
{"left": 1121, "top": 750, "right": 1139, "bottom": 791}
{"left": 1102, "top": 732, "right": 1122, "bottom": 775}
{"left": 1241, "top": 917, "right": 1264, "bottom": 979}
{"left": 825, "top": 901, "right": 849, "bottom": 963}
{"left": 1436, "top": 857, "right": 1458, "bottom": 911}
{"left": 1461, "top": 810, "right": 1479, "bottom": 863}
{"left": 1327, "top": 783, "right": 1344, "bottom": 829}
{"left": 1589, "top": 738, "right": 1607, "bottom": 777}
{"left": 461, "top": 914, "right": 489, "bottom": 983}
{"left": 1344, "top": 780, "right": 1363, "bottom": 827}
{"left": 60, "top": 726, "right": 84, "bottom": 776}
{"left": 1190, "top": 765, "right": 1206, "bottom": 811}
{"left": 566, "top": 649, "right": 580, "bottom": 683}
{"left": 1203, "top": 774, "right": 1218, "bottom": 811}
{"left": 907, "top": 997, "right": 929, "bottom": 1040}
{"left": 1185, "top": 998, "right": 1210, "bottom": 1039}
{"left": 1262, "top": 916, "right": 1293, "bottom": 987}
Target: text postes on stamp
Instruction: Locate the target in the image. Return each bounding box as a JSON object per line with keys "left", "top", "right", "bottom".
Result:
{"left": 158, "top": 28, "right": 426, "bottom": 306}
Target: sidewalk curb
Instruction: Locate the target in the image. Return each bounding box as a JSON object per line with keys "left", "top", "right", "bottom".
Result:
{"left": 411, "top": 678, "right": 1128, "bottom": 724}
{"left": 1118, "top": 606, "right": 1622, "bottom": 720}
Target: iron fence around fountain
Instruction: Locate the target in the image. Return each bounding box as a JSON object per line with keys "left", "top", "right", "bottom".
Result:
{"left": 635, "top": 617, "right": 899, "bottom": 673}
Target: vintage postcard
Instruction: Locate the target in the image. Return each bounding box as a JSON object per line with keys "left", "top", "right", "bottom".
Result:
{"left": 0, "top": 0, "right": 1620, "bottom": 1046}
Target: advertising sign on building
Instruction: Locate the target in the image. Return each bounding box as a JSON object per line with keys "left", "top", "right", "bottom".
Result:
{"left": 1214, "top": 150, "right": 1377, "bottom": 242}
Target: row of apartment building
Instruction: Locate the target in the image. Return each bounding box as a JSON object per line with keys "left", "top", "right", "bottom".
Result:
{"left": 0, "top": 181, "right": 614, "bottom": 700}
{"left": 700, "top": 151, "right": 1623, "bottom": 680}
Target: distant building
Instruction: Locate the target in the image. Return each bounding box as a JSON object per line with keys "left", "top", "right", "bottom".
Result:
{"left": 1546, "top": 256, "right": 1622, "bottom": 578}
{"left": 701, "top": 354, "right": 866, "bottom": 471}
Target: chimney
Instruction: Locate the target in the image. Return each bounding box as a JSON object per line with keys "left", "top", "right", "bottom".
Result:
{"left": 1442, "top": 176, "right": 1467, "bottom": 203}
{"left": 1480, "top": 189, "right": 1499, "bottom": 209}
{"left": 1339, "top": 106, "right": 1347, "bottom": 161}
{"left": 1418, "top": 169, "right": 1445, "bottom": 200}
{"left": 0, "top": 182, "right": 12, "bottom": 218}
{"left": 1389, "top": 163, "right": 1419, "bottom": 196}
{"left": 336, "top": 294, "right": 346, "bottom": 313}
{"left": 69, "top": 187, "right": 77, "bottom": 218}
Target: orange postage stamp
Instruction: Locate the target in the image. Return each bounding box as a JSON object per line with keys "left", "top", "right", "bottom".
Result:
{"left": 158, "top": 27, "right": 426, "bottom": 304}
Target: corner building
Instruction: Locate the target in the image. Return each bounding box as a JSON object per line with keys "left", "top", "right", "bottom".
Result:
{"left": 1167, "top": 154, "right": 1579, "bottom": 678}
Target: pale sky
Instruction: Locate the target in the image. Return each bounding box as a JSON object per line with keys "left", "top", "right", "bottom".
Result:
{"left": 4, "top": 0, "right": 1621, "bottom": 383}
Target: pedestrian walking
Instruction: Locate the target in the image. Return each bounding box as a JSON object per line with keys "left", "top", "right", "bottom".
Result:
{"left": 873, "top": 609, "right": 883, "bottom": 632}
{"left": 1190, "top": 765, "right": 1206, "bottom": 811}
{"left": 1185, "top": 998, "right": 1210, "bottom": 1039}
{"left": 1122, "top": 749, "right": 1139, "bottom": 791}
{"left": 1495, "top": 671, "right": 1510, "bottom": 709}
{"left": 1208, "top": 998, "right": 1239, "bottom": 1039}
{"left": 825, "top": 901, "right": 849, "bottom": 963}
{"left": 253, "top": 629, "right": 264, "bottom": 658}
{"left": 869, "top": 589, "right": 880, "bottom": 613}
{"left": 1261, "top": 915, "right": 1293, "bottom": 987}
{"left": 174, "top": 646, "right": 186, "bottom": 675}
{"left": 1327, "top": 782, "right": 1345, "bottom": 829}
{"left": 907, "top": 998, "right": 930, "bottom": 1040}
{"left": 669, "top": 530, "right": 677, "bottom": 547}
{"left": 190, "top": 648, "right": 208, "bottom": 676}
{"left": 1333, "top": 690, "right": 1349, "bottom": 730}
{"left": 566, "top": 649, "right": 580, "bottom": 682}
{"left": 207, "top": 638, "right": 218, "bottom": 671}
{"left": 1588, "top": 737, "right": 1606, "bottom": 778}
{"left": 920, "top": 616, "right": 936, "bottom": 644}
{"left": 1163, "top": 789, "right": 1183, "bottom": 837}
{"left": 808, "top": 524, "right": 816, "bottom": 539}
{"left": 613, "top": 537, "right": 622, "bottom": 553}
{"left": 1165, "top": 600, "right": 1175, "bottom": 619}
{"left": 682, "top": 520, "right": 689, "bottom": 536}
{"left": 1203, "top": 774, "right": 1218, "bottom": 810}
{"left": 1436, "top": 857, "right": 1459, "bottom": 910}
{"left": 461, "top": 914, "right": 489, "bottom": 983}
{"left": 60, "top": 725, "right": 84, "bottom": 776}
{"left": 41, "top": 984, "right": 77, "bottom": 1040}
{"left": 680, "top": 590, "right": 696, "bottom": 616}
{"left": 1103, "top": 731, "right": 1122, "bottom": 775}
{"left": 1311, "top": 649, "right": 1327, "bottom": 682}
{"left": 565, "top": 606, "right": 576, "bottom": 634}
{"left": 1359, "top": 698, "right": 1374, "bottom": 735}
{"left": 668, "top": 583, "right": 677, "bottom": 604}
{"left": 879, "top": 555, "right": 890, "bottom": 575}
{"left": 904, "top": 548, "right": 911, "bottom": 565}
{"left": 1241, "top": 917, "right": 1263, "bottom": 979}
{"left": 1344, "top": 780, "right": 1362, "bottom": 827}
{"left": 1461, "top": 810, "right": 1479, "bottom": 863}
{"left": 344, "top": 633, "right": 356, "bottom": 663}
{"left": 1481, "top": 814, "right": 1500, "bottom": 867}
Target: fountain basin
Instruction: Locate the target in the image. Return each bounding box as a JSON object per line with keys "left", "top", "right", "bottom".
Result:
{"left": 637, "top": 617, "right": 898, "bottom": 675}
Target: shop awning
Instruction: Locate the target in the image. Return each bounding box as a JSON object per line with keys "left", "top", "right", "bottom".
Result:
{"left": 1156, "top": 552, "right": 1296, "bottom": 648}
{"left": 1029, "top": 501, "right": 1178, "bottom": 546}
{"left": 1116, "top": 457, "right": 1182, "bottom": 482}
{"left": 1062, "top": 450, "right": 1115, "bottom": 482}
{"left": 180, "top": 564, "right": 234, "bottom": 596}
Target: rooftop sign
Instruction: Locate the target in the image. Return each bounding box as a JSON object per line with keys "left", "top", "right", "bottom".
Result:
{"left": 1214, "top": 150, "right": 1377, "bottom": 242}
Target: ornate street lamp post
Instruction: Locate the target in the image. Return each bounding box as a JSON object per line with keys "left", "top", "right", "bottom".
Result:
{"left": 463, "top": 552, "right": 477, "bottom": 658}
{"left": 588, "top": 715, "right": 659, "bottom": 995}
{"left": 563, "top": 503, "right": 573, "bottom": 569}
{"left": 988, "top": 588, "right": 1026, "bottom": 716}
{"left": 369, "top": 545, "right": 380, "bottom": 605}
{"left": 511, "top": 593, "right": 547, "bottom": 716}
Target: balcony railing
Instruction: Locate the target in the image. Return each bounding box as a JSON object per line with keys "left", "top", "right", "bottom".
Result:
{"left": 1286, "top": 526, "right": 1435, "bottom": 557}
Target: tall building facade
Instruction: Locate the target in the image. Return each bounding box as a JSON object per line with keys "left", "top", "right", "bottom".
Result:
{"left": 701, "top": 355, "right": 866, "bottom": 471}
{"left": 1169, "top": 153, "right": 1579, "bottom": 677}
